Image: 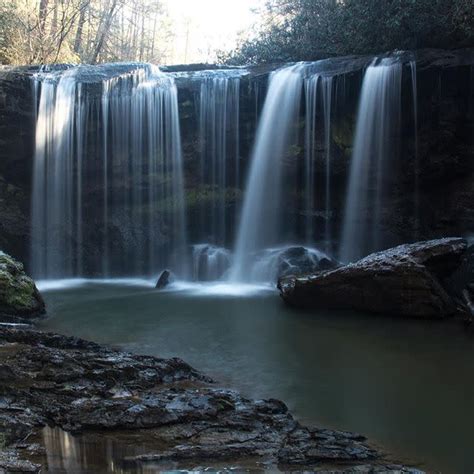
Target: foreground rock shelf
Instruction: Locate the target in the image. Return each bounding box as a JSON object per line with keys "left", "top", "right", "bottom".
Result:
{"left": 0, "top": 327, "right": 418, "bottom": 472}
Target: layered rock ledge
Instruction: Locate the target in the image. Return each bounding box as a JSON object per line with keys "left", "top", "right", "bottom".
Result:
{"left": 0, "top": 327, "right": 417, "bottom": 472}
{"left": 278, "top": 238, "right": 470, "bottom": 318}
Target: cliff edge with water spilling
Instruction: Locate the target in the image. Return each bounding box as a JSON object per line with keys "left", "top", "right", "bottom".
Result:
{"left": 0, "top": 49, "right": 472, "bottom": 280}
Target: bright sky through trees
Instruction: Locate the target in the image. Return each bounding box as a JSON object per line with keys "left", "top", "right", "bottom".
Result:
{"left": 164, "top": 0, "right": 259, "bottom": 64}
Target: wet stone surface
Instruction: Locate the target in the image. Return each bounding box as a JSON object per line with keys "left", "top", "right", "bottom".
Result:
{"left": 0, "top": 327, "right": 419, "bottom": 472}
{"left": 279, "top": 238, "right": 468, "bottom": 318}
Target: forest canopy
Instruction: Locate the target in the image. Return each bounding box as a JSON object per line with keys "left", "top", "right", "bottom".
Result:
{"left": 222, "top": 0, "right": 474, "bottom": 64}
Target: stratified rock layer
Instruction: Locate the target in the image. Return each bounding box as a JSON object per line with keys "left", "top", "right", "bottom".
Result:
{"left": 0, "top": 251, "right": 45, "bottom": 320}
{"left": 279, "top": 238, "right": 467, "bottom": 318}
{"left": 0, "top": 327, "right": 416, "bottom": 472}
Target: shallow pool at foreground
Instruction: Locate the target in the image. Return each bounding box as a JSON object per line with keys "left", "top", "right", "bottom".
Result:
{"left": 38, "top": 280, "right": 474, "bottom": 473}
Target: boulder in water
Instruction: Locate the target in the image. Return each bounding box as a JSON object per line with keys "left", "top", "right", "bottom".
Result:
{"left": 278, "top": 238, "right": 467, "bottom": 318}
{"left": 155, "top": 270, "right": 171, "bottom": 289}
{"left": 0, "top": 251, "right": 45, "bottom": 321}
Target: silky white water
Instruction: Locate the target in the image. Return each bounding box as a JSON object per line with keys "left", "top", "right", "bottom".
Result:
{"left": 339, "top": 59, "right": 402, "bottom": 262}
{"left": 198, "top": 73, "right": 241, "bottom": 247}
{"left": 229, "top": 65, "right": 305, "bottom": 281}
{"left": 31, "top": 64, "right": 187, "bottom": 279}
{"left": 30, "top": 57, "right": 416, "bottom": 284}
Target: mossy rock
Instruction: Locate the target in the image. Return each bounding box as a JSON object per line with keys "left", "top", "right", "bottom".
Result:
{"left": 0, "top": 251, "right": 45, "bottom": 318}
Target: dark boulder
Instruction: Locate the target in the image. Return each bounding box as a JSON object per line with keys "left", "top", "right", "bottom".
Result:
{"left": 278, "top": 238, "right": 467, "bottom": 318}
{"left": 155, "top": 269, "right": 171, "bottom": 289}
{"left": 0, "top": 251, "right": 45, "bottom": 321}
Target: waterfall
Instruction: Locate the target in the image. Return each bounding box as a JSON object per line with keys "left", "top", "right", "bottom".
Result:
{"left": 198, "top": 73, "right": 240, "bottom": 246}
{"left": 303, "top": 73, "right": 334, "bottom": 249}
{"left": 339, "top": 59, "right": 402, "bottom": 262}
{"left": 31, "top": 64, "right": 187, "bottom": 279}
{"left": 410, "top": 60, "right": 419, "bottom": 237}
{"left": 229, "top": 65, "right": 304, "bottom": 281}
{"left": 322, "top": 76, "right": 333, "bottom": 253}
{"left": 31, "top": 70, "right": 77, "bottom": 278}
{"left": 30, "top": 56, "right": 417, "bottom": 285}
{"left": 304, "top": 74, "right": 319, "bottom": 244}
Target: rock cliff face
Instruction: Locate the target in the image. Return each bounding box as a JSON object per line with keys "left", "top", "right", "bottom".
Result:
{"left": 0, "top": 49, "right": 473, "bottom": 272}
{"left": 0, "top": 68, "right": 36, "bottom": 262}
{"left": 278, "top": 238, "right": 468, "bottom": 318}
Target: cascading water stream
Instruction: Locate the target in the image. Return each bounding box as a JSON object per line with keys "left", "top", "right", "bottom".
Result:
{"left": 410, "top": 60, "right": 419, "bottom": 237}
{"left": 304, "top": 74, "right": 319, "bottom": 245}
{"left": 198, "top": 73, "right": 240, "bottom": 246}
{"left": 31, "top": 64, "right": 187, "bottom": 279}
{"left": 303, "top": 73, "right": 334, "bottom": 249}
{"left": 31, "top": 70, "right": 78, "bottom": 278}
{"left": 228, "top": 65, "right": 305, "bottom": 282}
{"left": 339, "top": 59, "right": 402, "bottom": 262}
{"left": 322, "top": 76, "right": 333, "bottom": 253}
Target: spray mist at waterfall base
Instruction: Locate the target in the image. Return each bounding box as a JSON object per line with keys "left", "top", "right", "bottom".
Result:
{"left": 36, "top": 277, "right": 274, "bottom": 297}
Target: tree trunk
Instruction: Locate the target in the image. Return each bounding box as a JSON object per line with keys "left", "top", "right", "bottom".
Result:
{"left": 74, "top": 1, "right": 89, "bottom": 54}
{"left": 139, "top": 11, "right": 146, "bottom": 61}
{"left": 90, "top": 0, "right": 119, "bottom": 63}
{"left": 38, "top": 0, "right": 49, "bottom": 31}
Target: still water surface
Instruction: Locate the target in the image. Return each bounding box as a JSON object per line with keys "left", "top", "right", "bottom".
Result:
{"left": 38, "top": 280, "right": 474, "bottom": 473}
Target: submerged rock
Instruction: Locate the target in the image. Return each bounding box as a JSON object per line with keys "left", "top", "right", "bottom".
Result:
{"left": 278, "top": 238, "right": 467, "bottom": 318}
{"left": 276, "top": 246, "right": 339, "bottom": 279}
{"left": 0, "top": 327, "right": 415, "bottom": 471}
{"left": 0, "top": 251, "right": 45, "bottom": 321}
{"left": 155, "top": 269, "right": 171, "bottom": 289}
{"left": 192, "top": 244, "right": 232, "bottom": 281}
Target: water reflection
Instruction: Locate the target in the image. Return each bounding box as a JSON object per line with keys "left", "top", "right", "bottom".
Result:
{"left": 41, "top": 427, "right": 264, "bottom": 473}
{"left": 43, "top": 427, "right": 138, "bottom": 473}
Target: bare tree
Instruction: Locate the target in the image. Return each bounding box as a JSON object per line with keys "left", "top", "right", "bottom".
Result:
{"left": 90, "top": 0, "right": 119, "bottom": 63}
